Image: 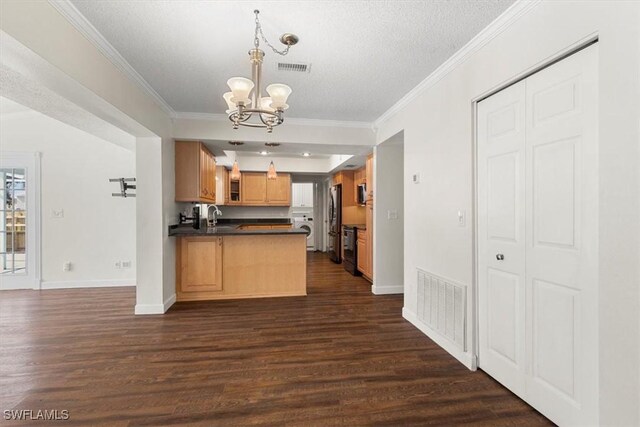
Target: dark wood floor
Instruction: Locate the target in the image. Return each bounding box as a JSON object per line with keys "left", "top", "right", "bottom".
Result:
{"left": 0, "top": 252, "right": 551, "bottom": 426}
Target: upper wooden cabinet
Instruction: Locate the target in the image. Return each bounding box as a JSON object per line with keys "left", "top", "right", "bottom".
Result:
{"left": 239, "top": 172, "right": 291, "bottom": 206}
{"left": 366, "top": 154, "right": 374, "bottom": 203}
{"left": 266, "top": 174, "right": 292, "bottom": 206}
{"left": 241, "top": 172, "right": 268, "bottom": 205}
{"left": 175, "top": 141, "right": 216, "bottom": 203}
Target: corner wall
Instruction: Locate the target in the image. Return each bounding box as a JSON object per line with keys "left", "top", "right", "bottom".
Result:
{"left": 0, "top": 109, "right": 135, "bottom": 287}
{"left": 375, "top": 1, "right": 640, "bottom": 424}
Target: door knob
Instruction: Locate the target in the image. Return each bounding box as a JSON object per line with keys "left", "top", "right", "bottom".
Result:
{"left": 496, "top": 254, "right": 504, "bottom": 261}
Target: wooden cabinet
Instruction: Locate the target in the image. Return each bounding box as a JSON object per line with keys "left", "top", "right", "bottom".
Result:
{"left": 177, "top": 236, "right": 223, "bottom": 294}
{"left": 175, "top": 141, "right": 216, "bottom": 203}
{"left": 366, "top": 154, "right": 374, "bottom": 202}
{"left": 241, "top": 172, "right": 268, "bottom": 205}
{"left": 238, "top": 172, "right": 291, "bottom": 206}
{"left": 266, "top": 174, "right": 292, "bottom": 206}
{"left": 357, "top": 229, "right": 368, "bottom": 275}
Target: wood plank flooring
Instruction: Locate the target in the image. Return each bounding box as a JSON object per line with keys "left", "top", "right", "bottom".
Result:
{"left": 0, "top": 252, "right": 552, "bottom": 426}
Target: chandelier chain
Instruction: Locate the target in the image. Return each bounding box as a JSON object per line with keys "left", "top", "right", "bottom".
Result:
{"left": 253, "top": 10, "right": 290, "bottom": 56}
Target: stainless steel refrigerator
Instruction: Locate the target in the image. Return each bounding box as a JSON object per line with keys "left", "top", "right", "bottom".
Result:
{"left": 327, "top": 184, "right": 341, "bottom": 263}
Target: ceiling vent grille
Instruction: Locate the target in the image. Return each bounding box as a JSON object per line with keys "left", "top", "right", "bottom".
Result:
{"left": 344, "top": 164, "right": 356, "bottom": 168}
{"left": 277, "top": 62, "right": 311, "bottom": 73}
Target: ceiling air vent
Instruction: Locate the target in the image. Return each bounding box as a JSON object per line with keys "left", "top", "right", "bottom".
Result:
{"left": 277, "top": 62, "right": 311, "bottom": 73}
{"left": 344, "top": 164, "right": 356, "bottom": 168}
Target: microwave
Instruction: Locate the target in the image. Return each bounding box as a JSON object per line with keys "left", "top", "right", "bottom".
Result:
{"left": 357, "top": 183, "right": 367, "bottom": 205}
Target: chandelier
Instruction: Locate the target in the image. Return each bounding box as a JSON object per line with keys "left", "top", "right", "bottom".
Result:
{"left": 223, "top": 10, "right": 298, "bottom": 133}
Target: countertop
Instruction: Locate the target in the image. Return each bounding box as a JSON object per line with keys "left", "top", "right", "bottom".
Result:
{"left": 343, "top": 224, "right": 366, "bottom": 229}
{"left": 169, "top": 218, "right": 307, "bottom": 237}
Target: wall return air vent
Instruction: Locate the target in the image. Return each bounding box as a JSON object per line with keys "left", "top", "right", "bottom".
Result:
{"left": 277, "top": 62, "right": 311, "bottom": 73}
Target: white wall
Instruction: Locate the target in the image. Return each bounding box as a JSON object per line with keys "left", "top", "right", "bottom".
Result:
{"left": 373, "top": 134, "right": 404, "bottom": 294}
{"left": 0, "top": 109, "right": 135, "bottom": 287}
{"left": 376, "top": 1, "right": 640, "bottom": 425}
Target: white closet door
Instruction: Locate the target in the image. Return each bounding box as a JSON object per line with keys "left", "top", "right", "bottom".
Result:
{"left": 478, "top": 80, "right": 527, "bottom": 397}
{"left": 478, "top": 44, "right": 598, "bottom": 426}
{"left": 524, "top": 45, "right": 598, "bottom": 425}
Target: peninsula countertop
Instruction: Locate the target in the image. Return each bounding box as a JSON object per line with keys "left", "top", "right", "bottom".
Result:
{"left": 168, "top": 219, "right": 307, "bottom": 237}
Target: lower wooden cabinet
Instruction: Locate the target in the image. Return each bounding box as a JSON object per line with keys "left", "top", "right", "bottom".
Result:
{"left": 357, "top": 229, "right": 368, "bottom": 275}
{"left": 177, "top": 236, "right": 223, "bottom": 294}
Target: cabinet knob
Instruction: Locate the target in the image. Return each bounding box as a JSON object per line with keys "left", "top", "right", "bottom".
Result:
{"left": 496, "top": 253, "right": 504, "bottom": 261}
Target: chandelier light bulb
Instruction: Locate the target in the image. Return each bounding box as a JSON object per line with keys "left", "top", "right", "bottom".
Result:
{"left": 223, "top": 92, "right": 236, "bottom": 113}
{"left": 227, "top": 77, "right": 254, "bottom": 104}
{"left": 259, "top": 97, "right": 275, "bottom": 112}
{"left": 266, "top": 84, "right": 292, "bottom": 109}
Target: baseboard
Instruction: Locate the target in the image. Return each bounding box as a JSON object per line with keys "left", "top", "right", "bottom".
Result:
{"left": 135, "top": 293, "right": 176, "bottom": 315}
{"left": 163, "top": 293, "right": 176, "bottom": 312}
{"left": 372, "top": 284, "right": 404, "bottom": 295}
{"left": 403, "top": 307, "right": 475, "bottom": 370}
{"left": 40, "top": 279, "right": 135, "bottom": 289}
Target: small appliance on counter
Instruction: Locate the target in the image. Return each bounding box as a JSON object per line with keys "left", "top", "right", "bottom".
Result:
{"left": 179, "top": 206, "right": 201, "bottom": 229}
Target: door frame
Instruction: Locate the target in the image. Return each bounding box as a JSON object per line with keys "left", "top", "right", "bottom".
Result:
{"left": 0, "top": 151, "right": 42, "bottom": 290}
{"left": 470, "top": 33, "right": 599, "bottom": 368}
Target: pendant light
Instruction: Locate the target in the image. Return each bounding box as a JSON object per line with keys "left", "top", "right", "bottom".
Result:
{"left": 267, "top": 161, "right": 277, "bottom": 180}
{"left": 230, "top": 160, "right": 241, "bottom": 180}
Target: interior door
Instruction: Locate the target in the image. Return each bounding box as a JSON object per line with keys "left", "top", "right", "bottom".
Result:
{"left": 478, "top": 79, "right": 527, "bottom": 397}
{"left": 523, "top": 44, "right": 598, "bottom": 425}
{"left": 478, "top": 44, "right": 598, "bottom": 425}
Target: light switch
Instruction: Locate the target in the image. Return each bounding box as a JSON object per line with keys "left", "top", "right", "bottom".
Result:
{"left": 387, "top": 210, "right": 398, "bottom": 220}
{"left": 412, "top": 173, "right": 420, "bottom": 184}
{"left": 457, "top": 210, "right": 466, "bottom": 227}
{"left": 52, "top": 209, "right": 64, "bottom": 219}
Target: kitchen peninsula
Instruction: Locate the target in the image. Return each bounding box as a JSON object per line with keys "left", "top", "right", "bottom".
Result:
{"left": 169, "top": 219, "right": 308, "bottom": 302}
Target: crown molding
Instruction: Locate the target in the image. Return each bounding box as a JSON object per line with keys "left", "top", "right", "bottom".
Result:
{"left": 374, "top": 0, "right": 542, "bottom": 129}
{"left": 172, "top": 111, "right": 374, "bottom": 130}
{"left": 48, "top": 0, "right": 176, "bottom": 117}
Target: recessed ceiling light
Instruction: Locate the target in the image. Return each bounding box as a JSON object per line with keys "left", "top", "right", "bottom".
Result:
{"left": 259, "top": 150, "right": 269, "bottom": 155}
{"left": 302, "top": 152, "right": 311, "bottom": 157}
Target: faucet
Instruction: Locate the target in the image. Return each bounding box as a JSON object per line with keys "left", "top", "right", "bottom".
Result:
{"left": 207, "top": 204, "right": 222, "bottom": 227}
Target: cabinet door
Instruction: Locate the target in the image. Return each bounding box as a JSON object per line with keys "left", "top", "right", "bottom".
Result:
{"left": 357, "top": 236, "right": 367, "bottom": 273}
{"left": 241, "top": 172, "right": 267, "bottom": 205}
{"left": 179, "top": 237, "right": 223, "bottom": 292}
{"left": 208, "top": 152, "right": 216, "bottom": 202}
{"left": 199, "top": 145, "right": 210, "bottom": 199}
{"left": 366, "top": 155, "right": 373, "bottom": 201}
{"left": 266, "top": 173, "right": 291, "bottom": 205}
{"left": 365, "top": 204, "right": 373, "bottom": 279}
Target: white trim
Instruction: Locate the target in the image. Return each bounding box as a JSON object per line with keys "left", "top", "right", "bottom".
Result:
{"left": 403, "top": 307, "right": 475, "bottom": 370}
{"left": 371, "top": 284, "right": 404, "bottom": 295}
{"left": 40, "top": 279, "right": 135, "bottom": 289}
{"left": 134, "top": 293, "right": 176, "bottom": 315}
{"left": 163, "top": 293, "right": 177, "bottom": 312}
{"left": 374, "top": 0, "right": 542, "bottom": 129}
{"left": 48, "top": 0, "right": 176, "bottom": 117}
{"left": 134, "top": 303, "right": 165, "bottom": 315}
{"left": 172, "top": 111, "right": 374, "bottom": 129}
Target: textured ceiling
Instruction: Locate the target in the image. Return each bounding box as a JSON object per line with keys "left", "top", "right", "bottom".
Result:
{"left": 70, "top": 0, "right": 514, "bottom": 122}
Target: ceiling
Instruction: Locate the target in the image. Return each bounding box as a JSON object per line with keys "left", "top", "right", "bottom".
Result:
{"left": 203, "top": 139, "right": 369, "bottom": 159}
{"left": 69, "top": 0, "right": 514, "bottom": 123}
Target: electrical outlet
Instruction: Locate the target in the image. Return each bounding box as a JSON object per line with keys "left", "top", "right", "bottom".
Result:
{"left": 115, "top": 261, "right": 122, "bottom": 269}
{"left": 122, "top": 261, "right": 132, "bottom": 269}
{"left": 412, "top": 173, "right": 420, "bottom": 184}
{"left": 52, "top": 209, "right": 64, "bottom": 219}
{"left": 63, "top": 262, "right": 72, "bottom": 272}
{"left": 387, "top": 210, "right": 398, "bottom": 220}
